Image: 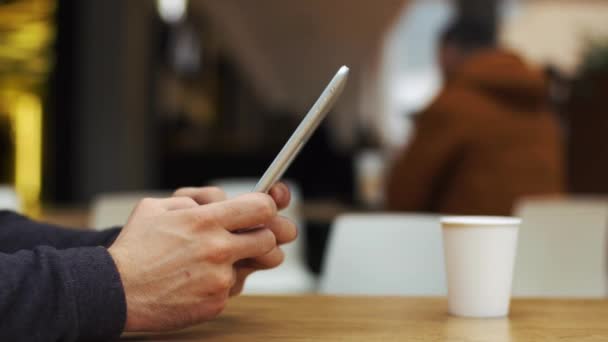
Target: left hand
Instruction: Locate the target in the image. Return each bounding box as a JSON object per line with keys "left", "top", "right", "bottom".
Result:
{"left": 173, "top": 182, "right": 297, "bottom": 295}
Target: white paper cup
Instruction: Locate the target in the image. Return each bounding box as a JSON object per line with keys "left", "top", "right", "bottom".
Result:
{"left": 441, "top": 216, "right": 520, "bottom": 318}
{"left": 354, "top": 150, "right": 386, "bottom": 208}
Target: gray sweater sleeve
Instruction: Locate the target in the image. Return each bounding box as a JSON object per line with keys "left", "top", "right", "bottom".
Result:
{"left": 0, "top": 211, "right": 121, "bottom": 253}
{"left": 0, "top": 211, "right": 127, "bottom": 341}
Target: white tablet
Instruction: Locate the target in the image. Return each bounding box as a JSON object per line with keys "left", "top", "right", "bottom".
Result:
{"left": 252, "top": 66, "right": 350, "bottom": 193}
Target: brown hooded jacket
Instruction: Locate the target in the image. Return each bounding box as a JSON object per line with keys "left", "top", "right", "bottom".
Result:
{"left": 386, "top": 50, "right": 564, "bottom": 215}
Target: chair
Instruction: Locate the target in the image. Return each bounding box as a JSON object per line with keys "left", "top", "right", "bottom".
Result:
{"left": 0, "top": 186, "right": 21, "bottom": 212}
{"left": 319, "top": 213, "right": 446, "bottom": 295}
{"left": 512, "top": 197, "right": 608, "bottom": 297}
{"left": 90, "top": 191, "right": 170, "bottom": 229}
{"left": 209, "top": 179, "right": 317, "bottom": 294}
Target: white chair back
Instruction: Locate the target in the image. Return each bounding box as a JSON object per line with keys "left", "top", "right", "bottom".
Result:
{"left": 512, "top": 197, "right": 608, "bottom": 297}
{"left": 0, "top": 186, "right": 20, "bottom": 212}
{"left": 90, "top": 191, "right": 170, "bottom": 229}
{"left": 210, "top": 178, "right": 316, "bottom": 294}
{"left": 320, "top": 213, "right": 446, "bottom": 295}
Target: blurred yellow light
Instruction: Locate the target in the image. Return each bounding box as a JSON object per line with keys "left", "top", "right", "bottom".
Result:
{"left": 10, "top": 93, "right": 42, "bottom": 215}
{"left": 1, "top": 0, "right": 55, "bottom": 215}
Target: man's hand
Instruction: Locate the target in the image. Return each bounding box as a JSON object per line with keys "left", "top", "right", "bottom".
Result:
{"left": 172, "top": 183, "right": 297, "bottom": 295}
{"left": 108, "top": 192, "right": 285, "bottom": 331}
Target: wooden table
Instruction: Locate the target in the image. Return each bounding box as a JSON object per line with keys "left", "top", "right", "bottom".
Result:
{"left": 122, "top": 296, "right": 608, "bottom": 341}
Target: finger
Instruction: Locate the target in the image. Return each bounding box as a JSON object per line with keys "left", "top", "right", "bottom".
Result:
{"left": 155, "top": 197, "right": 199, "bottom": 211}
{"left": 264, "top": 216, "right": 298, "bottom": 245}
{"left": 182, "top": 193, "right": 277, "bottom": 232}
{"left": 173, "top": 186, "right": 227, "bottom": 204}
{"left": 230, "top": 267, "right": 255, "bottom": 297}
{"left": 229, "top": 227, "right": 276, "bottom": 260}
{"left": 268, "top": 182, "right": 291, "bottom": 210}
{"left": 229, "top": 247, "right": 285, "bottom": 297}
{"left": 248, "top": 246, "right": 285, "bottom": 270}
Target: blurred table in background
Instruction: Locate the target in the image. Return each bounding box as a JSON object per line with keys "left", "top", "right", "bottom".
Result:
{"left": 38, "top": 207, "right": 89, "bottom": 228}
{"left": 122, "top": 296, "right": 608, "bottom": 341}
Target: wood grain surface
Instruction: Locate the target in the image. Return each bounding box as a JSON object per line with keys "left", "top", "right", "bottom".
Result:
{"left": 122, "top": 296, "right": 608, "bottom": 341}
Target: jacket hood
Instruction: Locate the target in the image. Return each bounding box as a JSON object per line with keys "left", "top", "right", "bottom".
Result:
{"left": 451, "top": 50, "right": 549, "bottom": 112}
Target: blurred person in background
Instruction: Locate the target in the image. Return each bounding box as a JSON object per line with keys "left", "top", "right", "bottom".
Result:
{"left": 0, "top": 183, "right": 296, "bottom": 340}
{"left": 386, "top": 18, "right": 564, "bottom": 216}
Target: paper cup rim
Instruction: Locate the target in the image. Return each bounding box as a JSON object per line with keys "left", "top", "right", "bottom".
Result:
{"left": 440, "top": 216, "right": 521, "bottom": 228}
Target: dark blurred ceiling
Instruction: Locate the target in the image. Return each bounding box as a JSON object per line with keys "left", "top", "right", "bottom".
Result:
{"left": 193, "top": 0, "right": 408, "bottom": 112}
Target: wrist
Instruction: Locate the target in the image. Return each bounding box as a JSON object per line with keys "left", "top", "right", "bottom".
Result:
{"left": 108, "top": 245, "right": 153, "bottom": 332}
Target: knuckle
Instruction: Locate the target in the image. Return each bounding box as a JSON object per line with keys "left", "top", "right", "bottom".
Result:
{"left": 209, "top": 268, "right": 235, "bottom": 293}
{"left": 205, "top": 235, "right": 233, "bottom": 264}
{"left": 265, "top": 248, "right": 285, "bottom": 269}
{"left": 136, "top": 197, "right": 157, "bottom": 211}
{"left": 208, "top": 248, "right": 231, "bottom": 265}
{"left": 186, "top": 197, "right": 199, "bottom": 207}
{"left": 187, "top": 210, "right": 218, "bottom": 230}
{"left": 172, "top": 187, "right": 189, "bottom": 196}
{"left": 276, "top": 216, "right": 298, "bottom": 242}
{"left": 176, "top": 196, "right": 198, "bottom": 207}
{"left": 275, "top": 248, "right": 286, "bottom": 265}
{"left": 260, "top": 229, "right": 277, "bottom": 253}
{"left": 253, "top": 194, "right": 277, "bottom": 219}
{"left": 286, "top": 218, "right": 298, "bottom": 241}
{"left": 205, "top": 187, "right": 226, "bottom": 199}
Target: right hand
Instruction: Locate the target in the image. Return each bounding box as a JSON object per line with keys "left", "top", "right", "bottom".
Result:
{"left": 108, "top": 193, "right": 279, "bottom": 332}
{"left": 173, "top": 183, "right": 297, "bottom": 296}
